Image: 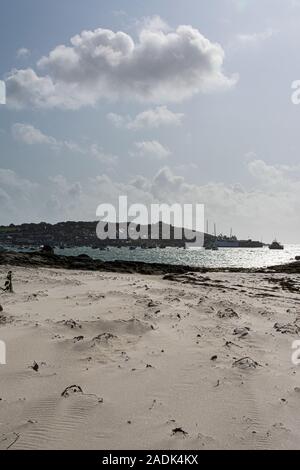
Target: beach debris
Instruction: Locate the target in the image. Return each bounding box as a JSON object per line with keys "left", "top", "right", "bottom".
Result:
{"left": 62, "top": 319, "right": 81, "bottom": 329}
{"left": 267, "top": 277, "right": 300, "bottom": 293}
{"left": 225, "top": 340, "right": 242, "bottom": 349}
{"left": 214, "top": 380, "right": 220, "bottom": 388}
{"left": 217, "top": 308, "right": 238, "bottom": 319}
{"left": 210, "top": 355, "right": 218, "bottom": 361}
{"left": 233, "top": 327, "right": 250, "bottom": 338}
{"left": 146, "top": 363, "right": 153, "bottom": 368}
{"left": 31, "top": 361, "right": 39, "bottom": 372}
{"left": 172, "top": 427, "right": 188, "bottom": 437}
{"left": 93, "top": 332, "right": 117, "bottom": 343}
{"left": 73, "top": 335, "right": 84, "bottom": 342}
{"left": 149, "top": 399, "right": 157, "bottom": 410}
{"left": 0, "top": 305, "right": 2, "bottom": 312}
{"left": 0, "top": 313, "right": 13, "bottom": 325}
{"left": 0, "top": 271, "right": 13, "bottom": 293}
{"left": 232, "top": 357, "right": 259, "bottom": 369}
{"left": 274, "top": 322, "right": 300, "bottom": 335}
{"left": 5, "top": 432, "right": 20, "bottom": 450}
{"left": 61, "top": 385, "right": 83, "bottom": 398}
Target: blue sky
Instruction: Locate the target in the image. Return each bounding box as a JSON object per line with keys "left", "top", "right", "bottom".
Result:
{"left": 0, "top": 0, "right": 300, "bottom": 242}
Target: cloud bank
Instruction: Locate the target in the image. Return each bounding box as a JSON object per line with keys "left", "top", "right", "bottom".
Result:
{"left": 1, "top": 159, "right": 299, "bottom": 242}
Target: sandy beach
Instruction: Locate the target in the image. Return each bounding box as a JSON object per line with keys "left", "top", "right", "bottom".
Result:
{"left": 0, "top": 264, "right": 300, "bottom": 450}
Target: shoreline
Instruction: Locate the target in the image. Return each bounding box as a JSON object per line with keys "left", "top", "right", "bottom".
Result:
{"left": 0, "top": 250, "right": 300, "bottom": 274}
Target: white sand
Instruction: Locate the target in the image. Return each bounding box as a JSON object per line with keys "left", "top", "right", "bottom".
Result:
{"left": 0, "top": 266, "right": 300, "bottom": 450}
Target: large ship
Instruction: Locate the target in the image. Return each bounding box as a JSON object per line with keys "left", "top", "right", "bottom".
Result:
{"left": 205, "top": 223, "right": 264, "bottom": 249}
{"left": 217, "top": 236, "right": 264, "bottom": 248}
{"left": 216, "top": 235, "right": 239, "bottom": 248}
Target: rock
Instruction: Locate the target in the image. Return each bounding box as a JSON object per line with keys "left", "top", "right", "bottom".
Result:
{"left": 40, "top": 245, "right": 54, "bottom": 255}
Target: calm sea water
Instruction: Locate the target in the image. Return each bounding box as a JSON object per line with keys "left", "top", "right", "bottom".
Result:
{"left": 54, "top": 244, "right": 300, "bottom": 269}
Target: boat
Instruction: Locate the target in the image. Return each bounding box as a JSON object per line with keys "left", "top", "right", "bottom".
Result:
{"left": 269, "top": 240, "right": 284, "bottom": 250}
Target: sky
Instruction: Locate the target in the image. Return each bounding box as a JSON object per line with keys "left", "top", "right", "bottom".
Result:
{"left": 0, "top": 0, "right": 300, "bottom": 242}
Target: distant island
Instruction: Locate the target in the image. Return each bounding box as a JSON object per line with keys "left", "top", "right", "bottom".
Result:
{"left": 0, "top": 221, "right": 264, "bottom": 250}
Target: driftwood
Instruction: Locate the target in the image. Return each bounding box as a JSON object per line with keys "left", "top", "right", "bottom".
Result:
{"left": 0, "top": 271, "right": 13, "bottom": 293}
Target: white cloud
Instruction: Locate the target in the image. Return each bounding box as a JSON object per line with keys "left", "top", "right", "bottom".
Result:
{"left": 11, "top": 123, "right": 118, "bottom": 166}
{"left": 6, "top": 18, "right": 237, "bottom": 109}
{"left": 16, "top": 48, "right": 31, "bottom": 59}
{"left": 235, "top": 28, "right": 276, "bottom": 46}
{"left": 107, "top": 112, "right": 125, "bottom": 128}
{"left": 137, "top": 15, "right": 171, "bottom": 33}
{"left": 107, "top": 106, "right": 184, "bottom": 130}
{"left": 12, "top": 123, "right": 58, "bottom": 147}
{"left": 131, "top": 140, "right": 171, "bottom": 159}
{"left": 89, "top": 144, "right": 118, "bottom": 166}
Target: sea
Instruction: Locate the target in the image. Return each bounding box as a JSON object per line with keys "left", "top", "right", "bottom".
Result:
{"left": 48, "top": 244, "right": 300, "bottom": 269}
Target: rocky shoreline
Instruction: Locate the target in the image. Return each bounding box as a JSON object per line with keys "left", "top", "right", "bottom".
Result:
{"left": 0, "top": 250, "right": 299, "bottom": 274}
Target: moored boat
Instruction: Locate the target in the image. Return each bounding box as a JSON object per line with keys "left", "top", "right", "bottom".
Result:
{"left": 269, "top": 240, "right": 284, "bottom": 250}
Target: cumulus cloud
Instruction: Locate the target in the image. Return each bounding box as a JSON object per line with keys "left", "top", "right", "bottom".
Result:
{"left": 130, "top": 140, "right": 171, "bottom": 159}
{"left": 107, "top": 106, "right": 184, "bottom": 130}
{"left": 12, "top": 123, "right": 59, "bottom": 147}
{"left": 6, "top": 18, "right": 237, "bottom": 109}
{"left": 11, "top": 123, "right": 118, "bottom": 165}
